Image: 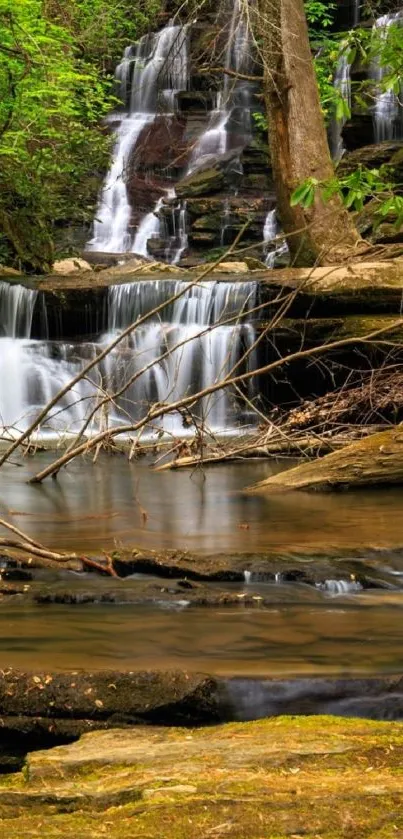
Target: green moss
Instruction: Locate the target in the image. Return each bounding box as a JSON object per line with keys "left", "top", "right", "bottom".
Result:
{"left": 2, "top": 717, "right": 403, "bottom": 838}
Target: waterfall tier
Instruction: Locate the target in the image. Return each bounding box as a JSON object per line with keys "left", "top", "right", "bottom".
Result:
{"left": 0, "top": 280, "right": 258, "bottom": 438}
{"left": 87, "top": 2, "right": 268, "bottom": 263}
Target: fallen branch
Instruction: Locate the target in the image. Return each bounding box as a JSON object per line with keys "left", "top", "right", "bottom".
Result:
{"left": 0, "top": 518, "right": 117, "bottom": 575}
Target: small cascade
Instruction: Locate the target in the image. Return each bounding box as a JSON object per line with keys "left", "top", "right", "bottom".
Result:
{"left": 0, "top": 282, "right": 37, "bottom": 338}
{"left": 316, "top": 579, "right": 363, "bottom": 595}
{"left": 87, "top": 23, "right": 189, "bottom": 254}
{"left": 132, "top": 198, "right": 163, "bottom": 257}
{"left": 329, "top": 53, "right": 352, "bottom": 161}
{"left": 106, "top": 279, "right": 258, "bottom": 433}
{"left": 244, "top": 570, "right": 275, "bottom": 585}
{"left": 220, "top": 199, "right": 232, "bottom": 247}
{"left": 372, "top": 12, "right": 403, "bottom": 143}
{"left": 263, "top": 210, "right": 289, "bottom": 267}
{"left": 189, "top": 0, "right": 254, "bottom": 171}
{"left": 163, "top": 198, "right": 188, "bottom": 265}
{"left": 0, "top": 279, "right": 259, "bottom": 437}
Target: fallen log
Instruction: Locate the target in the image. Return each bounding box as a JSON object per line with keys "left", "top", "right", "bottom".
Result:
{"left": 249, "top": 426, "right": 403, "bottom": 492}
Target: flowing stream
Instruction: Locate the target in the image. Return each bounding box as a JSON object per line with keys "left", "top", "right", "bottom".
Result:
{"left": 2, "top": 454, "right": 403, "bottom": 677}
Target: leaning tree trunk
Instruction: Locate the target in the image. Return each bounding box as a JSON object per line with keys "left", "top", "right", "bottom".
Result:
{"left": 256, "top": 0, "right": 360, "bottom": 265}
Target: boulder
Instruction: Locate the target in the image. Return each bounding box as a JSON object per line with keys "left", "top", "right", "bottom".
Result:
{"left": 52, "top": 258, "right": 93, "bottom": 275}
{"left": 212, "top": 261, "right": 249, "bottom": 273}
{"left": 338, "top": 140, "right": 403, "bottom": 184}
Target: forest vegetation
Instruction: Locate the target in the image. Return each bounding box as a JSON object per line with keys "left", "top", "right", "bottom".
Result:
{"left": 0, "top": 0, "right": 161, "bottom": 270}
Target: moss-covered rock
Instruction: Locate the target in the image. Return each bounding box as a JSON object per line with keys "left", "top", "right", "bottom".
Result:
{"left": 2, "top": 716, "right": 403, "bottom": 837}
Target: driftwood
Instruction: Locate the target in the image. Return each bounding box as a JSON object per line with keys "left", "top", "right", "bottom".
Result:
{"left": 0, "top": 517, "right": 117, "bottom": 575}
{"left": 249, "top": 426, "right": 403, "bottom": 492}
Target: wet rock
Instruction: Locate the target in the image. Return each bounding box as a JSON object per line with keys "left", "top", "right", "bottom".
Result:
{"left": 0, "top": 568, "right": 32, "bottom": 582}
{"left": 2, "top": 716, "right": 403, "bottom": 837}
{"left": 0, "top": 669, "right": 223, "bottom": 726}
{"left": 112, "top": 548, "right": 403, "bottom": 590}
{"left": 338, "top": 140, "right": 403, "bottom": 181}
{"left": 175, "top": 149, "right": 244, "bottom": 198}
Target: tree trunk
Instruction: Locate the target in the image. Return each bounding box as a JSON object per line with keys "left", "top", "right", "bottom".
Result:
{"left": 249, "top": 427, "right": 403, "bottom": 492}
{"left": 256, "top": 0, "right": 360, "bottom": 265}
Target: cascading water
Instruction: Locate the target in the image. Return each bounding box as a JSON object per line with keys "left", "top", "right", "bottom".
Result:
{"left": 0, "top": 283, "right": 96, "bottom": 434}
{"left": 263, "top": 210, "right": 289, "bottom": 267}
{"left": 87, "top": 23, "right": 189, "bottom": 254}
{"left": 0, "top": 279, "right": 258, "bottom": 437}
{"left": 105, "top": 280, "right": 258, "bottom": 433}
{"left": 329, "top": 53, "right": 352, "bottom": 161}
{"left": 372, "top": 12, "right": 403, "bottom": 143}
{"left": 139, "top": 0, "right": 255, "bottom": 261}
{"left": 188, "top": 0, "right": 254, "bottom": 171}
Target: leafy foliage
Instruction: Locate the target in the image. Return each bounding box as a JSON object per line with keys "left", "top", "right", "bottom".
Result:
{"left": 0, "top": 0, "right": 160, "bottom": 270}
{"left": 291, "top": 167, "right": 403, "bottom": 231}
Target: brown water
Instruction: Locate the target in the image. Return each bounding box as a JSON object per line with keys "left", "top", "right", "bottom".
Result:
{"left": 1, "top": 453, "right": 403, "bottom": 677}
{"left": 1, "top": 453, "right": 403, "bottom": 553}
{"left": 1, "top": 592, "right": 403, "bottom": 676}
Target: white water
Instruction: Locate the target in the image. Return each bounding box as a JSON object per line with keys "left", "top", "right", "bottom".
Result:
{"left": 0, "top": 282, "right": 37, "bottom": 338}
{"left": 106, "top": 280, "right": 258, "bottom": 433}
{"left": 330, "top": 53, "right": 352, "bottom": 161}
{"left": 189, "top": 0, "right": 253, "bottom": 171}
{"left": 0, "top": 280, "right": 258, "bottom": 437}
{"left": 372, "top": 12, "right": 403, "bottom": 143}
{"left": 140, "top": 0, "right": 255, "bottom": 262}
{"left": 263, "top": 209, "right": 289, "bottom": 267}
{"left": 87, "top": 23, "right": 189, "bottom": 255}
{"left": 316, "top": 579, "right": 363, "bottom": 595}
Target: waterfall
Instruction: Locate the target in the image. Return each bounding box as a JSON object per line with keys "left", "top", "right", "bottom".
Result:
{"left": 0, "top": 279, "right": 258, "bottom": 437}
{"left": 0, "top": 282, "right": 37, "bottom": 338}
{"left": 87, "top": 23, "right": 189, "bottom": 255}
{"left": 163, "top": 200, "right": 188, "bottom": 265}
{"left": 330, "top": 53, "right": 352, "bottom": 161}
{"left": 106, "top": 280, "right": 258, "bottom": 433}
{"left": 263, "top": 210, "right": 289, "bottom": 267}
{"left": 372, "top": 12, "right": 403, "bottom": 143}
{"left": 188, "top": 0, "right": 254, "bottom": 170}
{"left": 139, "top": 0, "right": 255, "bottom": 263}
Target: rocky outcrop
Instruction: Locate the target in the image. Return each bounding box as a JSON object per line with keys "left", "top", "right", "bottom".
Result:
{"left": 2, "top": 716, "right": 403, "bottom": 837}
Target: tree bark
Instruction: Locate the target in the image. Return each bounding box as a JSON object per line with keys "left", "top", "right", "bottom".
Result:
{"left": 256, "top": 0, "right": 360, "bottom": 265}
{"left": 249, "top": 427, "right": 403, "bottom": 492}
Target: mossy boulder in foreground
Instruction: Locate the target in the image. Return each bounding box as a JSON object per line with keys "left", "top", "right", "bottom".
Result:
{"left": 1, "top": 716, "right": 403, "bottom": 837}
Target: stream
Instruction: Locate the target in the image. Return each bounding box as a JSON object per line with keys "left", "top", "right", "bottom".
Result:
{"left": 1, "top": 454, "right": 403, "bottom": 677}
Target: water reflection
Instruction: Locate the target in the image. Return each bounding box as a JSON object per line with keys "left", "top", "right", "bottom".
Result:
{"left": 1, "top": 454, "right": 403, "bottom": 553}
